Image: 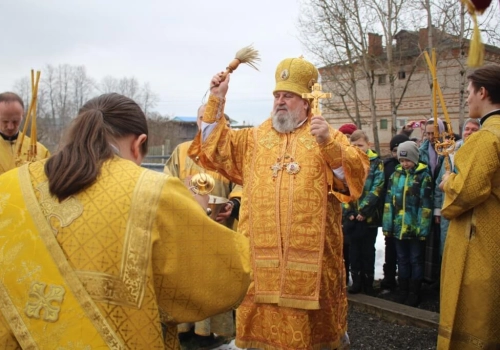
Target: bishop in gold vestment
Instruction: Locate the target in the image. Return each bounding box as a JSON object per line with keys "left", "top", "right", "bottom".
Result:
{"left": 0, "top": 157, "right": 251, "bottom": 349}
{"left": 189, "top": 57, "right": 368, "bottom": 350}
{"left": 438, "top": 66, "right": 500, "bottom": 350}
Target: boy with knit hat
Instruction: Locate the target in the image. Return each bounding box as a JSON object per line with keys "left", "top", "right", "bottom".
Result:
{"left": 380, "top": 134, "right": 409, "bottom": 290}
{"left": 383, "top": 141, "right": 433, "bottom": 306}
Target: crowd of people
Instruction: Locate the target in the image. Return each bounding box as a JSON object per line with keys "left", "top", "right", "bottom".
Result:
{"left": 338, "top": 116, "right": 486, "bottom": 308}
{"left": 338, "top": 65, "right": 500, "bottom": 349}
{"left": 0, "top": 58, "right": 499, "bottom": 350}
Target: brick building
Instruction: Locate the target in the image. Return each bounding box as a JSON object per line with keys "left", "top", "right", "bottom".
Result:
{"left": 320, "top": 26, "right": 500, "bottom": 154}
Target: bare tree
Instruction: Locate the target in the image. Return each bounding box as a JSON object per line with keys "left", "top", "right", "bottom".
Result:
{"left": 72, "top": 65, "right": 95, "bottom": 113}
{"left": 349, "top": 0, "right": 382, "bottom": 150}
{"left": 117, "top": 77, "right": 140, "bottom": 100}
{"left": 56, "top": 64, "right": 72, "bottom": 122}
{"left": 364, "top": 0, "right": 422, "bottom": 137}
{"left": 415, "top": 0, "right": 499, "bottom": 132}
{"left": 140, "top": 82, "right": 160, "bottom": 116}
{"left": 99, "top": 76, "right": 157, "bottom": 115}
{"left": 299, "top": 0, "right": 420, "bottom": 151}
{"left": 100, "top": 75, "right": 119, "bottom": 93}
{"left": 12, "top": 77, "right": 31, "bottom": 106}
{"left": 300, "top": 0, "right": 499, "bottom": 149}
{"left": 13, "top": 65, "right": 163, "bottom": 152}
{"left": 43, "top": 65, "right": 58, "bottom": 121}
{"left": 299, "top": 0, "right": 366, "bottom": 127}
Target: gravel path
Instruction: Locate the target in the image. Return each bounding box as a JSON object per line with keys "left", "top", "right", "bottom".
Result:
{"left": 347, "top": 305, "right": 437, "bottom": 349}
{"left": 184, "top": 303, "right": 438, "bottom": 350}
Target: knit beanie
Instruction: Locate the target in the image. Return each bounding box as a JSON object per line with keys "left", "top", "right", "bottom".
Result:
{"left": 389, "top": 134, "right": 410, "bottom": 151}
{"left": 397, "top": 141, "right": 419, "bottom": 165}
{"left": 338, "top": 123, "right": 357, "bottom": 135}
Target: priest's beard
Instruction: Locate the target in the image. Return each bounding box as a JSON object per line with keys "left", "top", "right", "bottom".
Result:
{"left": 272, "top": 106, "right": 303, "bottom": 133}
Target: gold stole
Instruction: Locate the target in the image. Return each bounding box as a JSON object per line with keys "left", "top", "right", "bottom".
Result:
{"left": 189, "top": 95, "right": 362, "bottom": 310}
{"left": 0, "top": 165, "right": 126, "bottom": 349}
{"left": 248, "top": 119, "right": 332, "bottom": 310}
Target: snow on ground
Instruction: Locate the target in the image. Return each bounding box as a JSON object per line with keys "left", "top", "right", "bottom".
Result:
{"left": 374, "top": 227, "right": 385, "bottom": 280}
{"left": 347, "top": 228, "right": 385, "bottom": 284}
{"left": 213, "top": 339, "right": 240, "bottom": 350}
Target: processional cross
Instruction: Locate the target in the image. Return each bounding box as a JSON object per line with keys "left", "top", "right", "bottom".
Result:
{"left": 302, "top": 83, "right": 338, "bottom": 196}
{"left": 302, "top": 83, "right": 332, "bottom": 115}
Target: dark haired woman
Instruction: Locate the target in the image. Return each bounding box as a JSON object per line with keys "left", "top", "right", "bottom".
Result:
{"left": 0, "top": 93, "right": 250, "bottom": 349}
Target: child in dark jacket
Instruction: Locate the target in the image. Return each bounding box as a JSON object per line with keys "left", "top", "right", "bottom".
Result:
{"left": 380, "top": 134, "right": 409, "bottom": 290}
{"left": 343, "top": 130, "right": 384, "bottom": 295}
{"left": 383, "top": 141, "right": 433, "bottom": 306}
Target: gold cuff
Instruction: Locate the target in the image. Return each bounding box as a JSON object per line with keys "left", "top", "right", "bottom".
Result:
{"left": 204, "top": 95, "right": 225, "bottom": 124}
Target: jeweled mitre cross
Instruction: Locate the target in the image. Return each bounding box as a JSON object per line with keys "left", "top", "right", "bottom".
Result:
{"left": 302, "top": 83, "right": 332, "bottom": 115}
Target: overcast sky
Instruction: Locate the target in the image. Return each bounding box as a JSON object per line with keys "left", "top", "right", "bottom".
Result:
{"left": 0, "top": 0, "right": 307, "bottom": 126}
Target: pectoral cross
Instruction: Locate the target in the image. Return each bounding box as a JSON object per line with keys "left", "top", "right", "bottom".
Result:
{"left": 271, "top": 160, "right": 283, "bottom": 178}
{"left": 302, "top": 83, "right": 332, "bottom": 115}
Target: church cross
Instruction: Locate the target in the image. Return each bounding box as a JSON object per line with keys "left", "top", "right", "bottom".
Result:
{"left": 25, "top": 282, "right": 65, "bottom": 322}
{"left": 302, "top": 83, "right": 332, "bottom": 115}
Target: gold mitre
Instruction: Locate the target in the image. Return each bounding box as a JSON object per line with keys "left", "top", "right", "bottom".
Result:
{"left": 274, "top": 57, "right": 318, "bottom": 96}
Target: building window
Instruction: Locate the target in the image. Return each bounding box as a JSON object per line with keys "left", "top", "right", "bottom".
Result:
{"left": 398, "top": 70, "right": 406, "bottom": 79}
{"left": 398, "top": 118, "right": 408, "bottom": 128}
{"left": 378, "top": 74, "right": 387, "bottom": 85}
{"left": 380, "top": 119, "right": 388, "bottom": 130}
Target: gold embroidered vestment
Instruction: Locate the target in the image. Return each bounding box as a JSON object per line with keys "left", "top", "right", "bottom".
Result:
{"left": 438, "top": 115, "right": 500, "bottom": 350}
{"left": 0, "top": 133, "right": 50, "bottom": 175}
{"left": 0, "top": 157, "right": 251, "bottom": 349}
{"left": 188, "top": 95, "right": 368, "bottom": 350}
{"left": 165, "top": 140, "right": 242, "bottom": 337}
